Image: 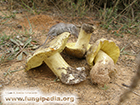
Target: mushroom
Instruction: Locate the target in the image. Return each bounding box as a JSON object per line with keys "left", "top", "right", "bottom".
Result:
{"left": 25, "top": 32, "right": 86, "bottom": 84}
{"left": 86, "top": 38, "right": 120, "bottom": 85}
{"left": 64, "top": 23, "right": 94, "bottom": 58}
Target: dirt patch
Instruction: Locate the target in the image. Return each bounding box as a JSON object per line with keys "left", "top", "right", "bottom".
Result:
{"left": 0, "top": 12, "right": 140, "bottom": 105}
{"left": 19, "top": 14, "right": 64, "bottom": 31}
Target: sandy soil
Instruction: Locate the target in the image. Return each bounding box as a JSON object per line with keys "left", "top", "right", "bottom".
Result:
{"left": 0, "top": 10, "right": 140, "bottom": 105}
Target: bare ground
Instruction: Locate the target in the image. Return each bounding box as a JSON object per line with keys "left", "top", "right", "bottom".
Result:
{"left": 0, "top": 9, "right": 140, "bottom": 105}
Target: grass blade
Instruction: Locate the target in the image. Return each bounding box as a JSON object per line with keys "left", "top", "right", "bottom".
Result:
{"left": 16, "top": 52, "right": 23, "bottom": 61}
{"left": 23, "top": 38, "right": 32, "bottom": 48}
{"left": 26, "top": 16, "right": 32, "bottom": 34}
{"left": 10, "top": 38, "right": 20, "bottom": 46}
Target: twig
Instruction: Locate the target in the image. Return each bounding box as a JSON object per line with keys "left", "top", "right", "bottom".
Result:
{"left": 110, "top": 0, "right": 137, "bottom": 24}
{"left": 120, "top": 43, "right": 129, "bottom": 52}
{"left": 115, "top": 83, "right": 140, "bottom": 97}
{"left": 117, "top": 54, "right": 140, "bottom": 104}
{"left": 50, "top": 0, "right": 64, "bottom": 20}
{"left": 107, "top": 0, "right": 120, "bottom": 19}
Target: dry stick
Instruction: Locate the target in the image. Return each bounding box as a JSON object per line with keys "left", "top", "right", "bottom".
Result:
{"left": 120, "top": 43, "right": 129, "bottom": 54}
{"left": 109, "top": 0, "right": 137, "bottom": 24}
{"left": 118, "top": 54, "right": 140, "bottom": 104}
{"left": 107, "top": 0, "right": 120, "bottom": 20}
{"left": 115, "top": 83, "right": 140, "bottom": 97}
{"left": 50, "top": 0, "right": 64, "bottom": 20}
{"left": 103, "top": 3, "right": 106, "bottom": 23}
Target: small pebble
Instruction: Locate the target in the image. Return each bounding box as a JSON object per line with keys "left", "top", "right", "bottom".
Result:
{"left": 24, "top": 82, "right": 28, "bottom": 85}
{"left": 0, "top": 84, "right": 2, "bottom": 88}
{"left": 16, "top": 35, "right": 20, "bottom": 39}
{"left": 17, "top": 25, "right": 22, "bottom": 29}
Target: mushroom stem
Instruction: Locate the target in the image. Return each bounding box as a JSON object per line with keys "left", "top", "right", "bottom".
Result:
{"left": 64, "top": 24, "right": 94, "bottom": 58}
{"left": 25, "top": 32, "right": 87, "bottom": 85}
{"left": 86, "top": 38, "right": 120, "bottom": 66}
{"left": 75, "top": 24, "right": 93, "bottom": 50}
{"left": 86, "top": 38, "right": 120, "bottom": 85}
{"left": 94, "top": 50, "right": 114, "bottom": 64}
{"left": 44, "top": 52, "right": 86, "bottom": 84}
{"left": 44, "top": 52, "right": 69, "bottom": 78}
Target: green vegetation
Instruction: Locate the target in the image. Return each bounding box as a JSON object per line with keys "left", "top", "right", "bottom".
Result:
{"left": 98, "top": 0, "right": 140, "bottom": 36}
{"left": 0, "top": 14, "right": 37, "bottom": 63}
{"left": 0, "top": 32, "right": 35, "bottom": 63}
{"left": 100, "top": 84, "right": 109, "bottom": 90}
{"left": 63, "top": 0, "right": 89, "bottom": 17}
{"left": 4, "top": 67, "right": 24, "bottom": 77}
{"left": 3, "top": 0, "right": 139, "bottom": 35}
{"left": 0, "top": 0, "right": 140, "bottom": 63}
{"left": 0, "top": 11, "right": 16, "bottom": 25}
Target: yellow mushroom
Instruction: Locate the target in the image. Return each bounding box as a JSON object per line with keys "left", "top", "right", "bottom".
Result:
{"left": 86, "top": 38, "right": 120, "bottom": 85}
{"left": 64, "top": 23, "right": 94, "bottom": 58}
{"left": 25, "top": 32, "right": 86, "bottom": 84}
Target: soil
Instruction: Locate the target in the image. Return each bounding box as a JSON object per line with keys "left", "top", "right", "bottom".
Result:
{"left": 0, "top": 8, "right": 140, "bottom": 105}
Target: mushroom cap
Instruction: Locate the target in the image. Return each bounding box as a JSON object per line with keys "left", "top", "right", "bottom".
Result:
{"left": 64, "top": 43, "right": 91, "bottom": 58}
{"left": 86, "top": 38, "right": 120, "bottom": 66}
{"left": 25, "top": 32, "right": 70, "bottom": 71}
{"left": 64, "top": 23, "right": 94, "bottom": 58}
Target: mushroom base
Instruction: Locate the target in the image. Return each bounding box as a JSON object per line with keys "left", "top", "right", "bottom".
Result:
{"left": 90, "top": 50, "right": 116, "bottom": 86}
{"left": 44, "top": 52, "right": 87, "bottom": 84}
{"left": 61, "top": 67, "right": 87, "bottom": 84}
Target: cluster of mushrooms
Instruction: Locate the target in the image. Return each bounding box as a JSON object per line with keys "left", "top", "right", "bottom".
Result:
{"left": 25, "top": 24, "right": 120, "bottom": 85}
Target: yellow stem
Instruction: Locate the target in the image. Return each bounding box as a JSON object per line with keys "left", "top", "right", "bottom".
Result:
{"left": 94, "top": 50, "right": 114, "bottom": 64}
